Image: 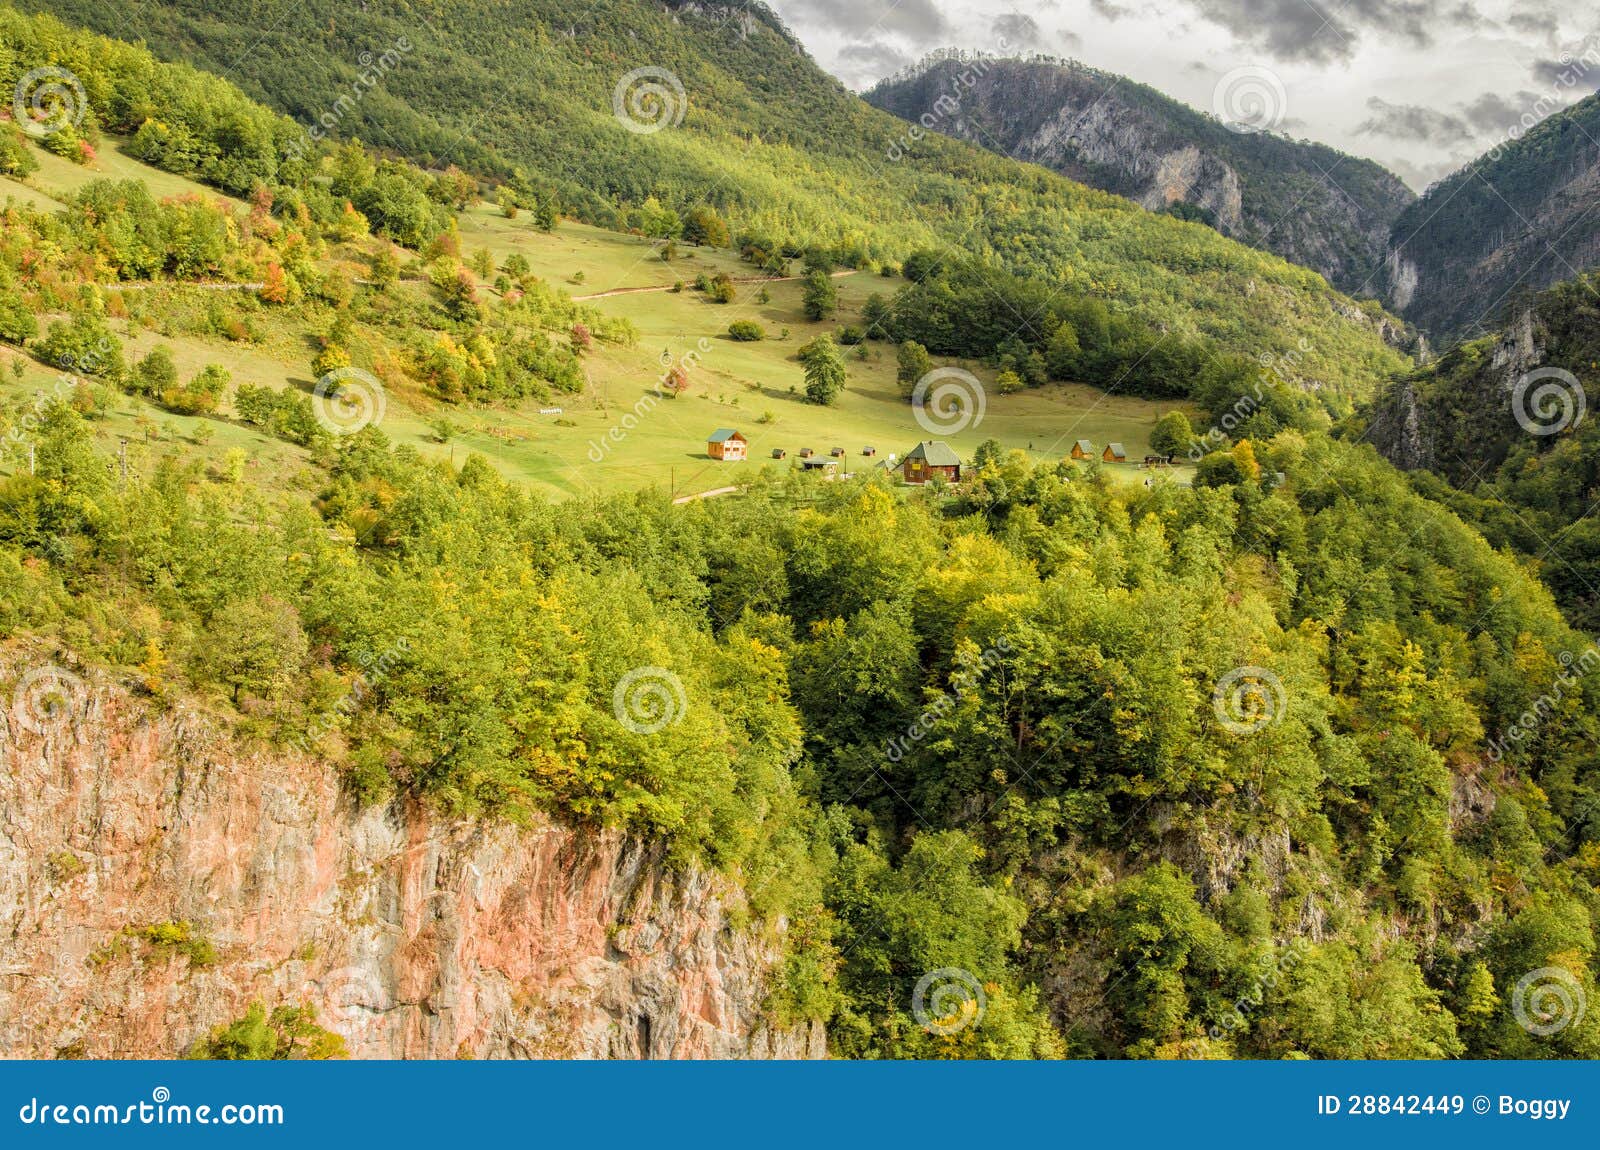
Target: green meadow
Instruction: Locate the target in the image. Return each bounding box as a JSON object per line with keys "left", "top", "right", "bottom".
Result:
{"left": 2, "top": 139, "right": 1194, "bottom": 500}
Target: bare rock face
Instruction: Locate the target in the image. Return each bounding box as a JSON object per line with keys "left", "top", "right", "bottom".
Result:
{"left": 0, "top": 659, "right": 822, "bottom": 1060}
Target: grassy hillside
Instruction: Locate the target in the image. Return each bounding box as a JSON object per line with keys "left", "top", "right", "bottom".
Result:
{"left": 11, "top": 0, "right": 1410, "bottom": 396}
{"left": 1, "top": 134, "right": 1188, "bottom": 498}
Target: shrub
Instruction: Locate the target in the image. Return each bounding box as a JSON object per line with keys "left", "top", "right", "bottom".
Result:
{"left": 728, "top": 320, "right": 765, "bottom": 342}
{"left": 0, "top": 289, "right": 38, "bottom": 345}
{"left": 188, "top": 1002, "right": 347, "bottom": 1061}
{"left": 706, "top": 273, "right": 736, "bottom": 304}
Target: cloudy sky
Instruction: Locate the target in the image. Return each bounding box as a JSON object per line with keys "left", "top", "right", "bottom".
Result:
{"left": 765, "top": 0, "right": 1600, "bottom": 190}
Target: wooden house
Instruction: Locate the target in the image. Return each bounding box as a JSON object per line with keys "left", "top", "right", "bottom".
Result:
{"left": 1102, "top": 442, "right": 1127, "bottom": 463}
{"left": 1070, "top": 439, "right": 1094, "bottom": 461}
{"left": 829, "top": 447, "right": 846, "bottom": 457}
{"left": 771, "top": 448, "right": 787, "bottom": 459}
{"left": 707, "top": 429, "right": 747, "bottom": 461}
{"left": 799, "top": 447, "right": 814, "bottom": 458}
{"left": 862, "top": 446, "right": 876, "bottom": 457}
{"left": 901, "top": 440, "right": 962, "bottom": 485}
{"left": 801, "top": 457, "right": 840, "bottom": 478}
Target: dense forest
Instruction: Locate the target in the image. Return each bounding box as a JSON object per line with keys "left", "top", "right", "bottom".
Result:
{"left": 3, "top": 1, "right": 1600, "bottom": 1062}
{"left": 10, "top": 383, "right": 1600, "bottom": 1057}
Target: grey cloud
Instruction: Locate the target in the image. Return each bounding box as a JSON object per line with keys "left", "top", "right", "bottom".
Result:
{"left": 1355, "top": 96, "right": 1474, "bottom": 145}
{"left": 991, "top": 12, "right": 1045, "bottom": 49}
{"left": 1460, "top": 90, "right": 1541, "bottom": 131}
{"left": 1530, "top": 56, "right": 1600, "bottom": 92}
{"left": 1186, "top": 0, "right": 1449, "bottom": 64}
{"left": 1444, "top": 1, "right": 1488, "bottom": 29}
{"left": 1188, "top": 0, "right": 1356, "bottom": 63}
{"left": 1388, "top": 152, "right": 1466, "bottom": 192}
{"left": 1057, "top": 27, "right": 1084, "bottom": 51}
{"left": 1341, "top": 0, "right": 1436, "bottom": 46}
{"left": 776, "top": 0, "right": 948, "bottom": 41}
{"left": 839, "top": 39, "right": 914, "bottom": 76}
{"left": 1508, "top": 10, "right": 1561, "bottom": 46}
{"left": 1089, "top": 0, "right": 1133, "bottom": 20}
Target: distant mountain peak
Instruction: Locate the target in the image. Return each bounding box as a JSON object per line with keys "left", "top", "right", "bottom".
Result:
{"left": 864, "top": 53, "right": 1415, "bottom": 294}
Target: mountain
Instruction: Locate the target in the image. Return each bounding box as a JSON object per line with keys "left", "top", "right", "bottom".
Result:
{"left": 12, "top": 0, "right": 1408, "bottom": 395}
{"left": 1382, "top": 92, "right": 1600, "bottom": 341}
{"left": 1365, "top": 270, "right": 1600, "bottom": 629}
{"left": 9, "top": 4, "right": 1600, "bottom": 1066}
{"left": 862, "top": 54, "right": 1416, "bottom": 295}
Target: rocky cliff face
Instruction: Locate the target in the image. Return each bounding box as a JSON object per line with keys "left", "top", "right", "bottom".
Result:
{"left": 1367, "top": 306, "right": 1551, "bottom": 482}
{"left": 0, "top": 654, "right": 821, "bottom": 1060}
{"left": 864, "top": 57, "right": 1415, "bottom": 294}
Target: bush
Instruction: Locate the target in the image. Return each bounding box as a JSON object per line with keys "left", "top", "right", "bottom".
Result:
{"left": 159, "top": 364, "right": 229, "bottom": 415}
{"left": 36, "top": 313, "right": 124, "bottom": 381}
{"left": 188, "top": 1002, "right": 347, "bottom": 1061}
{"left": 728, "top": 320, "right": 765, "bottom": 341}
{"left": 0, "top": 289, "right": 38, "bottom": 345}
{"left": 0, "top": 123, "right": 37, "bottom": 178}
{"left": 706, "top": 273, "right": 736, "bottom": 304}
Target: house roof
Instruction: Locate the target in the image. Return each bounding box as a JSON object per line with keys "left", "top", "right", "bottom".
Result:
{"left": 708, "top": 429, "right": 745, "bottom": 443}
{"left": 1105, "top": 442, "right": 1127, "bottom": 456}
{"left": 905, "top": 440, "right": 962, "bottom": 467}
{"left": 1074, "top": 439, "right": 1094, "bottom": 453}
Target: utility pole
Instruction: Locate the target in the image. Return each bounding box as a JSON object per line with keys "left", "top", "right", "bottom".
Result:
{"left": 118, "top": 439, "right": 127, "bottom": 486}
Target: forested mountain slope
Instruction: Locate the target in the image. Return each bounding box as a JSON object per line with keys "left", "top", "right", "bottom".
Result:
{"left": 1366, "top": 271, "right": 1600, "bottom": 630}
{"left": 864, "top": 55, "right": 1415, "bottom": 296}
{"left": 9, "top": 0, "right": 1410, "bottom": 394}
{"left": 1382, "top": 91, "right": 1600, "bottom": 340}
{"left": 2, "top": 5, "right": 1600, "bottom": 1063}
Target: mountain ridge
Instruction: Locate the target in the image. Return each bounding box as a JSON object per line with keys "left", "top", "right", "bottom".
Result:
{"left": 1380, "top": 89, "right": 1600, "bottom": 341}
{"left": 862, "top": 53, "right": 1417, "bottom": 295}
